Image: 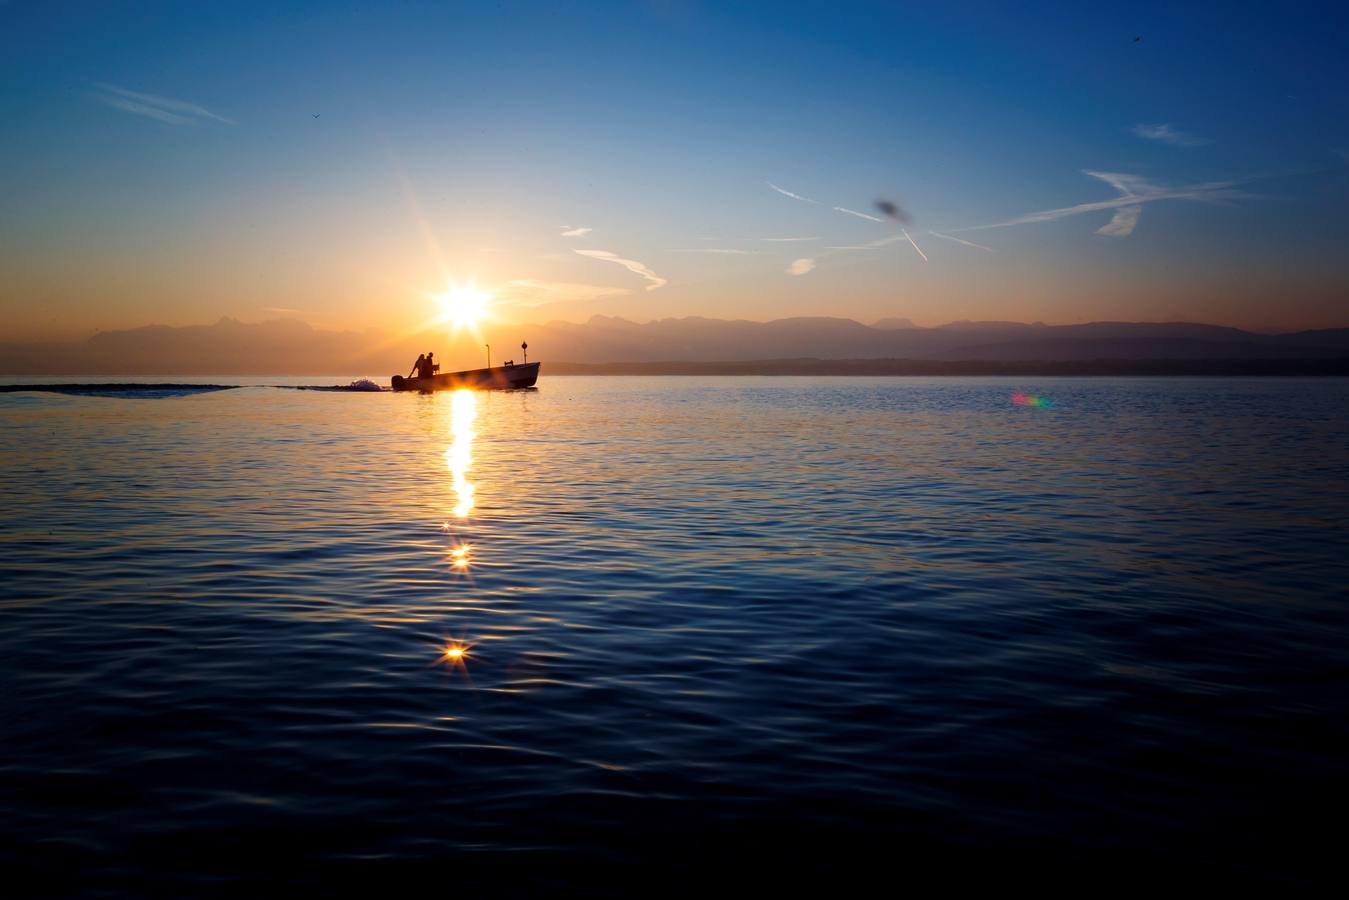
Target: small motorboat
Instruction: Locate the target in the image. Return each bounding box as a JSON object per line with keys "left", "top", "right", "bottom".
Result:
{"left": 391, "top": 361, "right": 540, "bottom": 392}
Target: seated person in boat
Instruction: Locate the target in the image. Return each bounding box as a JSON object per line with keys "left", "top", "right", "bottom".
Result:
{"left": 409, "top": 352, "right": 440, "bottom": 379}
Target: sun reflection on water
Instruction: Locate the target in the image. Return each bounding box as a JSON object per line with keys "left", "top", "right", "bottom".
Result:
{"left": 439, "top": 390, "right": 481, "bottom": 667}
{"left": 446, "top": 389, "right": 477, "bottom": 519}
{"left": 437, "top": 639, "right": 476, "bottom": 675}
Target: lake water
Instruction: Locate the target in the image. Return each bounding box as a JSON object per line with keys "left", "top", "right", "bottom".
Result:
{"left": 2, "top": 376, "right": 1347, "bottom": 894}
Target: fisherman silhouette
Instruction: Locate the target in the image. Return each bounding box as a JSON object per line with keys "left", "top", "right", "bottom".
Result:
{"left": 409, "top": 353, "right": 425, "bottom": 378}
{"left": 420, "top": 352, "right": 439, "bottom": 379}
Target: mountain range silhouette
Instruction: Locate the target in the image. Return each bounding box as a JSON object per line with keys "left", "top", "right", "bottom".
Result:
{"left": 2, "top": 315, "right": 1347, "bottom": 375}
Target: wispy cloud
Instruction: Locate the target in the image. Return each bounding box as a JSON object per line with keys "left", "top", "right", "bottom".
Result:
{"left": 500, "top": 279, "right": 631, "bottom": 305}
{"left": 93, "top": 83, "right": 234, "bottom": 125}
{"left": 1096, "top": 204, "right": 1143, "bottom": 237}
{"left": 949, "top": 170, "right": 1243, "bottom": 238}
{"left": 787, "top": 258, "right": 816, "bottom": 276}
{"left": 760, "top": 236, "right": 819, "bottom": 242}
{"left": 560, "top": 226, "right": 592, "bottom": 237}
{"left": 928, "top": 231, "right": 995, "bottom": 251}
{"left": 1132, "top": 123, "right": 1207, "bottom": 147}
{"left": 575, "top": 249, "right": 668, "bottom": 290}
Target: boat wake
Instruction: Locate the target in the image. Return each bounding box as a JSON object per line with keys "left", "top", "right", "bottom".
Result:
{"left": 0, "top": 379, "right": 393, "bottom": 397}
{"left": 0, "top": 383, "right": 240, "bottom": 398}
{"left": 285, "top": 379, "right": 387, "bottom": 392}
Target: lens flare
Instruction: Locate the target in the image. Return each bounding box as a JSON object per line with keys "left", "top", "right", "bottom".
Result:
{"left": 1012, "top": 391, "right": 1054, "bottom": 408}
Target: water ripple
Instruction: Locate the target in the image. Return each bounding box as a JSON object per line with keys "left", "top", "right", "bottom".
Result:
{"left": 2, "top": 377, "right": 1348, "bottom": 892}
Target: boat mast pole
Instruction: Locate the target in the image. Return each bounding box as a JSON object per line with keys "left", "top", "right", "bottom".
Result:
{"left": 485, "top": 344, "right": 491, "bottom": 368}
{"left": 522, "top": 341, "right": 528, "bottom": 364}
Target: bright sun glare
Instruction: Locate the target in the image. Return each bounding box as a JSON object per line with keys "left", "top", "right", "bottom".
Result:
{"left": 438, "top": 285, "right": 490, "bottom": 330}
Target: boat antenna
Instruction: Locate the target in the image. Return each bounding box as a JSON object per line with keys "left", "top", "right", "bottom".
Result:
{"left": 522, "top": 340, "right": 528, "bottom": 364}
{"left": 485, "top": 344, "right": 491, "bottom": 368}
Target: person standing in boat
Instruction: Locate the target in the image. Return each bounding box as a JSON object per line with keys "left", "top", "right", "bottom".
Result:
{"left": 408, "top": 353, "right": 426, "bottom": 379}
{"left": 421, "top": 352, "right": 439, "bottom": 379}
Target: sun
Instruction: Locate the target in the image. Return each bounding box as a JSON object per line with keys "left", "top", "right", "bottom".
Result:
{"left": 437, "top": 284, "right": 490, "bottom": 330}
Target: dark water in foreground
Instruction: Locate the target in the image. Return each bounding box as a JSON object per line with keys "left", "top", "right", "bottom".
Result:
{"left": 2, "top": 376, "right": 1347, "bottom": 894}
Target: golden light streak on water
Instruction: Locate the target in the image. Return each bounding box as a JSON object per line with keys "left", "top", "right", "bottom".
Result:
{"left": 446, "top": 389, "right": 477, "bottom": 519}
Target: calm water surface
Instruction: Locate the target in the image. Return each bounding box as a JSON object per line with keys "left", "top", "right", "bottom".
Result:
{"left": 2, "top": 377, "right": 1347, "bottom": 893}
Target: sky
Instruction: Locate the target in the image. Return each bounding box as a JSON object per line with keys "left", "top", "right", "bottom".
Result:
{"left": 2, "top": 0, "right": 1348, "bottom": 341}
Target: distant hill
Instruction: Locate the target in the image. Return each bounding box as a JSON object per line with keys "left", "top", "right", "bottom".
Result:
{"left": 548, "top": 358, "right": 1349, "bottom": 376}
{"left": 1, "top": 315, "right": 1347, "bottom": 375}
{"left": 524, "top": 316, "right": 1349, "bottom": 364}
{"left": 0, "top": 318, "right": 392, "bottom": 376}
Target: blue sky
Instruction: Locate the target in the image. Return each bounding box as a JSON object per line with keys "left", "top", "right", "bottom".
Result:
{"left": 2, "top": 0, "right": 1346, "bottom": 338}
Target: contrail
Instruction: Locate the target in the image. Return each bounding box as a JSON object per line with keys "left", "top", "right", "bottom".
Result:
{"left": 946, "top": 170, "right": 1246, "bottom": 236}
{"left": 928, "top": 231, "right": 995, "bottom": 251}
{"left": 669, "top": 248, "right": 761, "bottom": 254}
{"left": 768, "top": 182, "right": 823, "bottom": 204}
{"left": 93, "top": 82, "right": 235, "bottom": 125}
{"left": 769, "top": 183, "right": 886, "bottom": 222}
{"left": 822, "top": 234, "right": 907, "bottom": 251}
{"left": 901, "top": 228, "right": 928, "bottom": 262}
{"left": 834, "top": 206, "right": 885, "bottom": 223}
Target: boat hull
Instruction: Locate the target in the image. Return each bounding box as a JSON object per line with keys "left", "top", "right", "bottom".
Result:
{"left": 391, "top": 362, "right": 540, "bottom": 392}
